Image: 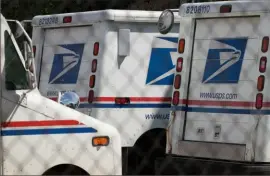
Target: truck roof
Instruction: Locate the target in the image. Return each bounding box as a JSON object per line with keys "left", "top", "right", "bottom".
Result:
{"left": 32, "top": 9, "right": 181, "bottom": 28}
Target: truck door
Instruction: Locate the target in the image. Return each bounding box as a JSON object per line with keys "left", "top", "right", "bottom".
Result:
{"left": 38, "top": 26, "right": 96, "bottom": 114}
{"left": 1, "top": 18, "right": 33, "bottom": 174}
{"left": 183, "top": 16, "right": 260, "bottom": 160}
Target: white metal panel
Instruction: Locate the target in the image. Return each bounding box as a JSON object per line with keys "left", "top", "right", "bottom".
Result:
{"left": 176, "top": 141, "right": 246, "bottom": 161}
{"left": 43, "top": 26, "right": 94, "bottom": 46}
{"left": 183, "top": 17, "right": 259, "bottom": 145}
{"left": 39, "top": 26, "right": 95, "bottom": 97}
{"left": 97, "top": 25, "right": 178, "bottom": 97}
{"left": 184, "top": 113, "right": 256, "bottom": 143}
{"left": 195, "top": 17, "right": 260, "bottom": 39}
{"left": 89, "top": 22, "right": 179, "bottom": 146}
{"left": 2, "top": 90, "right": 122, "bottom": 175}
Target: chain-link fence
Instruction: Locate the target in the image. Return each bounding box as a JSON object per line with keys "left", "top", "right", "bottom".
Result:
{"left": 2, "top": 0, "right": 270, "bottom": 175}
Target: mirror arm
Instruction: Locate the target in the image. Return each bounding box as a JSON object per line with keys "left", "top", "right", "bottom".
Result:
{"left": 57, "top": 92, "right": 62, "bottom": 103}
{"left": 21, "top": 20, "right": 32, "bottom": 24}
{"left": 23, "top": 41, "right": 37, "bottom": 89}
{"left": 168, "top": 9, "right": 179, "bottom": 12}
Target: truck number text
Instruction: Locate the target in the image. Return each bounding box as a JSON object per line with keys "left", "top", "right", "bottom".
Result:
{"left": 39, "top": 17, "right": 59, "bottom": 25}
{"left": 186, "top": 5, "right": 210, "bottom": 14}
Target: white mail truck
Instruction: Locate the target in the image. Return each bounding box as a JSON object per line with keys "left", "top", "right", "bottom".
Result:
{"left": 156, "top": 0, "right": 270, "bottom": 174}
{"left": 31, "top": 10, "right": 180, "bottom": 174}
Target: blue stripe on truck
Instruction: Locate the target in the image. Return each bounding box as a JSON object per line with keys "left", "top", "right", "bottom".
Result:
{"left": 79, "top": 103, "right": 171, "bottom": 109}
{"left": 173, "top": 106, "right": 269, "bottom": 115}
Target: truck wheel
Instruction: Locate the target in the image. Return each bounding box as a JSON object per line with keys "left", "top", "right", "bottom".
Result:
{"left": 43, "top": 164, "right": 89, "bottom": 175}
{"left": 131, "top": 129, "right": 166, "bottom": 175}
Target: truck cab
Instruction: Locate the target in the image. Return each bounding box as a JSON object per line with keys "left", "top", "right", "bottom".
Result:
{"left": 1, "top": 13, "right": 121, "bottom": 175}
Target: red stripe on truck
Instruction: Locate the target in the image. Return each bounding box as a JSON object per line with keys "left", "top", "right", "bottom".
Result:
{"left": 50, "top": 97, "right": 172, "bottom": 102}
{"left": 1, "top": 120, "right": 82, "bottom": 128}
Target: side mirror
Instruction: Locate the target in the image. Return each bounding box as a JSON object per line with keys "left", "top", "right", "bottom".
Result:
{"left": 58, "top": 91, "right": 80, "bottom": 110}
{"left": 157, "top": 9, "right": 175, "bottom": 34}
{"left": 23, "top": 41, "right": 36, "bottom": 88}
{"left": 23, "top": 41, "right": 33, "bottom": 66}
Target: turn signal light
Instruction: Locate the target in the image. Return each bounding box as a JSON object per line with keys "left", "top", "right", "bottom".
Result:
{"left": 178, "top": 39, "right": 185, "bottom": 54}
{"left": 92, "top": 136, "right": 110, "bottom": 146}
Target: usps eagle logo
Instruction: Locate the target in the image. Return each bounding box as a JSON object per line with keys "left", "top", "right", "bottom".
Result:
{"left": 202, "top": 38, "right": 248, "bottom": 84}
{"left": 146, "top": 37, "right": 178, "bottom": 85}
{"left": 49, "top": 43, "right": 85, "bottom": 84}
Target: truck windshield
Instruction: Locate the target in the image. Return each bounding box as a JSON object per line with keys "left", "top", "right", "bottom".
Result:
{"left": 4, "top": 31, "right": 29, "bottom": 90}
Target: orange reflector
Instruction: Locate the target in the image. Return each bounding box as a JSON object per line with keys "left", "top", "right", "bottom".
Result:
{"left": 174, "top": 75, "right": 181, "bottom": 89}
{"left": 92, "top": 136, "right": 109, "bottom": 147}
{"left": 178, "top": 39, "right": 185, "bottom": 54}
{"left": 172, "top": 91, "right": 180, "bottom": 106}
{"left": 220, "top": 4, "right": 232, "bottom": 13}
{"left": 63, "top": 16, "right": 72, "bottom": 23}
{"left": 256, "top": 93, "right": 263, "bottom": 109}
{"left": 259, "top": 57, "right": 267, "bottom": 73}
{"left": 89, "top": 75, "right": 95, "bottom": 88}
{"left": 176, "top": 57, "right": 183, "bottom": 72}
{"left": 88, "top": 90, "right": 94, "bottom": 103}
{"left": 93, "top": 42, "right": 99, "bottom": 56}
{"left": 91, "top": 59, "right": 97, "bottom": 73}
{"left": 257, "top": 75, "right": 265, "bottom": 92}
{"left": 115, "top": 97, "right": 130, "bottom": 105}
{"left": 262, "top": 36, "right": 269, "bottom": 53}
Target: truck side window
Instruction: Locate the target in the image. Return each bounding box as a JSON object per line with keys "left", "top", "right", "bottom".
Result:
{"left": 4, "top": 31, "right": 29, "bottom": 90}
